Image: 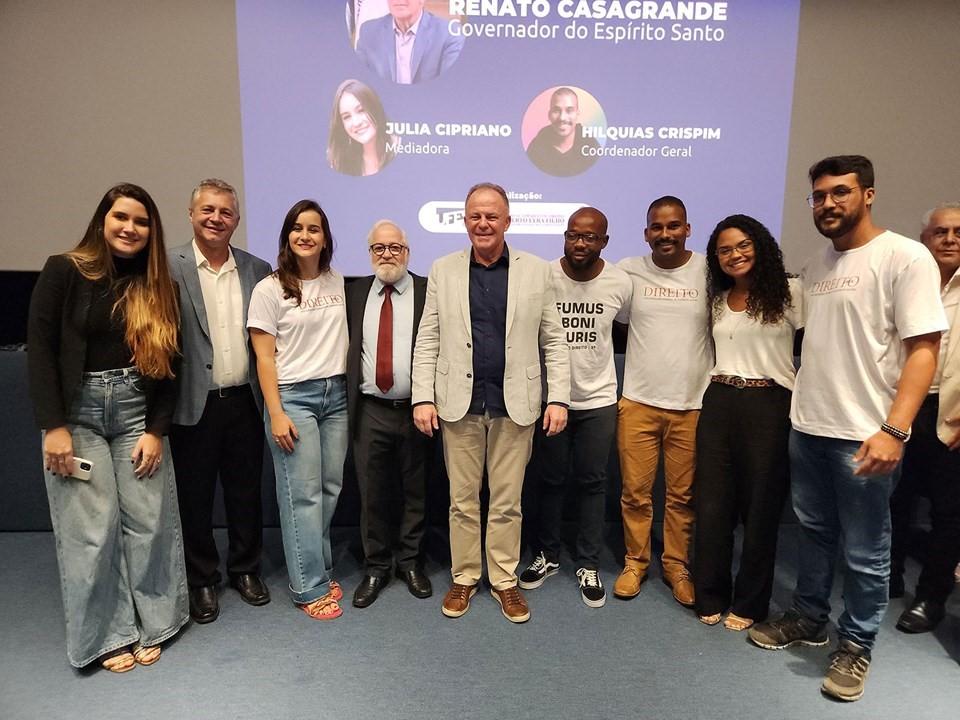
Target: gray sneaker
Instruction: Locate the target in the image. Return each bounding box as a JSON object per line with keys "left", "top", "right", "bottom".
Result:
{"left": 821, "top": 639, "right": 871, "bottom": 702}
{"left": 748, "top": 610, "right": 829, "bottom": 650}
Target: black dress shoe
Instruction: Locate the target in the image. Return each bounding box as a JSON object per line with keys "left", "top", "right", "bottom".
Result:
{"left": 352, "top": 575, "right": 389, "bottom": 608}
{"left": 896, "top": 599, "right": 946, "bottom": 633}
{"left": 397, "top": 567, "right": 433, "bottom": 599}
{"left": 230, "top": 573, "right": 271, "bottom": 606}
{"left": 189, "top": 585, "right": 219, "bottom": 624}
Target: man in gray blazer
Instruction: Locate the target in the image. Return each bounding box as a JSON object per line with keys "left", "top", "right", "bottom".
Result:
{"left": 355, "top": 0, "right": 464, "bottom": 84}
{"left": 167, "top": 179, "right": 272, "bottom": 624}
{"left": 891, "top": 202, "right": 960, "bottom": 633}
{"left": 412, "top": 182, "right": 569, "bottom": 624}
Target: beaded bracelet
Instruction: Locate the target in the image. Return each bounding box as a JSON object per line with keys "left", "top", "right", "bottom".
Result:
{"left": 880, "top": 423, "right": 909, "bottom": 441}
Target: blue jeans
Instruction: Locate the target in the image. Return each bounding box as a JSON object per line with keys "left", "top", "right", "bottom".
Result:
{"left": 44, "top": 368, "right": 189, "bottom": 668}
{"left": 789, "top": 429, "right": 896, "bottom": 650}
{"left": 267, "top": 376, "right": 348, "bottom": 604}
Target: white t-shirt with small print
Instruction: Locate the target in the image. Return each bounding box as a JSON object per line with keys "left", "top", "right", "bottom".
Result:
{"left": 247, "top": 271, "right": 348, "bottom": 384}
{"left": 791, "top": 231, "right": 947, "bottom": 441}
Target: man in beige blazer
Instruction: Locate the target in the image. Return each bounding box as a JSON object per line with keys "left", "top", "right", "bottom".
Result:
{"left": 412, "top": 182, "right": 570, "bottom": 623}
{"left": 891, "top": 202, "right": 960, "bottom": 633}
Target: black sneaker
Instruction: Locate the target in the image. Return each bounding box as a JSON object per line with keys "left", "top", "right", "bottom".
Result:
{"left": 518, "top": 551, "right": 559, "bottom": 590}
{"left": 821, "top": 639, "right": 871, "bottom": 702}
{"left": 576, "top": 567, "right": 606, "bottom": 608}
{"left": 748, "top": 610, "right": 829, "bottom": 650}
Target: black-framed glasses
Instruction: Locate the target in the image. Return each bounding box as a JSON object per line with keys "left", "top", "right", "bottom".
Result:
{"left": 806, "top": 185, "right": 862, "bottom": 208}
{"left": 369, "top": 243, "right": 408, "bottom": 256}
{"left": 564, "top": 230, "right": 606, "bottom": 244}
{"left": 716, "top": 239, "right": 755, "bottom": 259}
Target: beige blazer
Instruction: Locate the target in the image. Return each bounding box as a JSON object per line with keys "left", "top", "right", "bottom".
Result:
{"left": 412, "top": 247, "right": 570, "bottom": 426}
{"left": 937, "top": 273, "right": 960, "bottom": 443}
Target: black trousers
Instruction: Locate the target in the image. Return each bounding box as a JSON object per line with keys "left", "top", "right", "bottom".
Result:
{"left": 353, "top": 396, "right": 432, "bottom": 576}
{"left": 169, "top": 386, "right": 264, "bottom": 588}
{"left": 693, "top": 382, "right": 791, "bottom": 620}
{"left": 534, "top": 403, "right": 617, "bottom": 569}
{"left": 890, "top": 393, "right": 960, "bottom": 604}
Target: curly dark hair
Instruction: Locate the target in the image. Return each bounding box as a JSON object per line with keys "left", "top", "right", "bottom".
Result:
{"left": 706, "top": 214, "right": 792, "bottom": 325}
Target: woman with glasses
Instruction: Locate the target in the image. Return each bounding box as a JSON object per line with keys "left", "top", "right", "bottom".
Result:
{"left": 693, "top": 214, "right": 802, "bottom": 631}
{"left": 28, "top": 183, "right": 187, "bottom": 672}
{"left": 248, "top": 200, "right": 349, "bottom": 620}
{"left": 327, "top": 79, "right": 396, "bottom": 177}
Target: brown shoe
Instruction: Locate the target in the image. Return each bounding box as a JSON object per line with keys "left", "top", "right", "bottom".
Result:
{"left": 665, "top": 570, "right": 695, "bottom": 607}
{"left": 441, "top": 583, "right": 477, "bottom": 618}
{"left": 491, "top": 585, "right": 530, "bottom": 623}
{"left": 613, "top": 566, "right": 645, "bottom": 599}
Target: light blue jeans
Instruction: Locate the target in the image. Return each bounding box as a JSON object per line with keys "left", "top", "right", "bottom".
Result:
{"left": 267, "top": 376, "right": 348, "bottom": 604}
{"left": 789, "top": 429, "right": 897, "bottom": 650}
{"left": 44, "top": 368, "right": 189, "bottom": 668}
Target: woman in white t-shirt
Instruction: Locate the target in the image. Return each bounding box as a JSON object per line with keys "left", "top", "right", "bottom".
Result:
{"left": 248, "top": 200, "right": 349, "bottom": 621}
{"left": 693, "top": 214, "right": 802, "bottom": 631}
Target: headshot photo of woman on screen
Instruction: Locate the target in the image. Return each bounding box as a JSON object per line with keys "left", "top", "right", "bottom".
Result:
{"left": 327, "top": 78, "right": 396, "bottom": 177}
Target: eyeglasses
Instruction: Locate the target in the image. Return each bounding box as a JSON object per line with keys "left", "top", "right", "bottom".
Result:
{"left": 806, "top": 185, "right": 862, "bottom": 208}
{"left": 716, "top": 239, "right": 754, "bottom": 259}
{"left": 563, "top": 230, "right": 606, "bottom": 244}
{"left": 369, "top": 243, "right": 408, "bottom": 256}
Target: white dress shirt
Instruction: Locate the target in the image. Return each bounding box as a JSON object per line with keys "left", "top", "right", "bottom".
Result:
{"left": 193, "top": 240, "right": 248, "bottom": 389}
{"left": 361, "top": 271, "right": 414, "bottom": 399}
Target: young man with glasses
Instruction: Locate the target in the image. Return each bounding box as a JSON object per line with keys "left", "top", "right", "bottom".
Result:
{"left": 346, "top": 220, "right": 434, "bottom": 607}
{"left": 519, "top": 207, "right": 632, "bottom": 607}
{"left": 748, "top": 156, "right": 946, "bottom": 702}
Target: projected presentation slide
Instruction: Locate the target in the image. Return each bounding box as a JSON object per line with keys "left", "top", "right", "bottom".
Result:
{"left": 236, "top": 0, "right": 801, "bottom": 275}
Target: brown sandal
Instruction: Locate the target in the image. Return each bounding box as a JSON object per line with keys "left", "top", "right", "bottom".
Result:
{"left": 723, "top": 613, "right": 754, "bottom": 631}
{"left": 699, "top": 613, "right": 722, "bottom": 626}
{"left": 101, "top": 647, "right": 136, "bottom": 673}
{"left": 132, "top": 643, "right": 161, "bottom": 666}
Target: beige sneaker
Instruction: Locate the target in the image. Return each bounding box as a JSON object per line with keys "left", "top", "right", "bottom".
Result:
{"left": 821, "top": 639, "right": 871, "bottom": 702}
{"left": 613, "top": 566, "right": 645, "bottom": 599}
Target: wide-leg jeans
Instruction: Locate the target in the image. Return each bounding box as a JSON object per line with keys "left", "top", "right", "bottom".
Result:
{"left": 267, "top": 375, "right": 348, "bottom": 605}
{"left": 44, "top": 368, "right": 189, "bottom": 668}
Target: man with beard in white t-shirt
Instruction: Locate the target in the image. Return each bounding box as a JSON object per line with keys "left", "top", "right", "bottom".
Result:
{"left": 519, "top": 207, "right": 632, "bottom": 608}
{"left": 748, "top": 155, "right": 947, "bottom": 703}
{"left": 614, "top": 196, "right": 712, "bottom": 608}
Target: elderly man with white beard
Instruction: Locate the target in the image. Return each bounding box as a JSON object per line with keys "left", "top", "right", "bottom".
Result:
{"left": 346, "top": 220, "right": 434, "bottom": 608}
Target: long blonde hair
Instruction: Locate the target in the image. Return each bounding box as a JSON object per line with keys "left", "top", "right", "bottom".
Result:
{"left": 68, "top": 183, "right": 179, "bottom": 378}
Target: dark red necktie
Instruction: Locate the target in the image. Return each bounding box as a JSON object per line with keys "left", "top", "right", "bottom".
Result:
{"left": 375, "top": 285, "right": 394, "bottom": 393}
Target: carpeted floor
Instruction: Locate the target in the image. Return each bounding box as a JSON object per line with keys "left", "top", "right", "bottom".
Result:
{"left": 1, "top": 527, "right": 957, "bottom": 720}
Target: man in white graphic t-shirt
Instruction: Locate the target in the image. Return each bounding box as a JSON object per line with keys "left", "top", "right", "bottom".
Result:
{"left": 748, "top": 155, "right": 947, "bottom": 703}
{"left": 519, "top": 207, "right": 632, "bottom": 608}
{"left": 615, "top": 196, "right": 712, "bottom": 608}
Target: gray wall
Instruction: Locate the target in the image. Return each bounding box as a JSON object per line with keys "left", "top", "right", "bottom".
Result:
{"left": 1, "top": 1, "right": 958, "bottom": 271}
{"left": 0, "top": 0, "right": 246, "bottom": 266}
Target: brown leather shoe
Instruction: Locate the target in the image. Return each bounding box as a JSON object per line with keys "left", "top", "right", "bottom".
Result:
{"left": 665, "top": 570, "right": 695, "bottom": 607}
{"left": 613, "top": 566, "right": 645, "bottom": 599}
{"left": 491, "top": 585, "right": 530, "bottom": 623}
{"left": 441, "top": 583, "right": 477, "bottom": 618}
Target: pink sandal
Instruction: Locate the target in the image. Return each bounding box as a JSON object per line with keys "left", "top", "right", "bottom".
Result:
{"left": 301, "top": 592, "right": 342, "bottom": 621}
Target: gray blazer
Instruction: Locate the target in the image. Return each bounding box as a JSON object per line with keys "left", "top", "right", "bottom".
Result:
{"left": 167, "top": 242, "right": 272, "bottom": 426}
